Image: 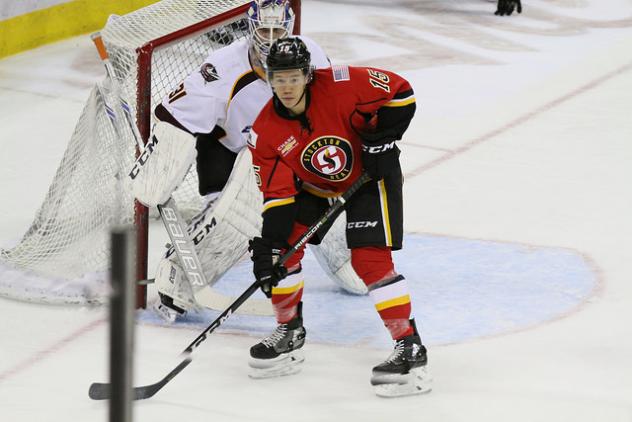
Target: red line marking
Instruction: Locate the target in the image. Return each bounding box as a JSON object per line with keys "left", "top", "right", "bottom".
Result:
{"left": 405, "top": 61, "right": 632, "bottom": 179}
{"left": 0, "top": 317, "right": 105, "bottom": 383}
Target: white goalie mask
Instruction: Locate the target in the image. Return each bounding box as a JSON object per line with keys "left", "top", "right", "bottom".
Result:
{"left": 247, "top": 0, "right": 295, "bottom": 64}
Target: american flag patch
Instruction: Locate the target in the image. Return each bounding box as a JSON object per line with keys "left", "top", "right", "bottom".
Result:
{"left": 332, "top": 65, "right": 350, "bottom": 82}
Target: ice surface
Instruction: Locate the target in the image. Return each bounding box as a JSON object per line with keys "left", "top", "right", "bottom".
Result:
{"left": 0, "top": 1, "right": 631, "bottom": 421}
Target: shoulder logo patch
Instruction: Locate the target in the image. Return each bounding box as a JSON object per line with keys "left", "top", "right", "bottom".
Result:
{"left": 200, "top": 63, "right": 219, "bottom": 83}
{"left": 332, "top": 65, "right": 350, "bottom": 82}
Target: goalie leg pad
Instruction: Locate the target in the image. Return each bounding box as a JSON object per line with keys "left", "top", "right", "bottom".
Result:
{"left": 312, "top": 215, "right": 368, "bottom": 295}
{"left": 131, "top": 121, "right": 197, "bottom": 207}
{"left": 154, "top": 258, "right": 197, "bottom": 313}
{"left": 186, "top": 148, "right": 262, "bottom": 288}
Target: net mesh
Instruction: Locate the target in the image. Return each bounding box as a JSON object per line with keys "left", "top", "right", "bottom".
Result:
{"left": 0, "top": 0, "right": 251, "bottom": 305}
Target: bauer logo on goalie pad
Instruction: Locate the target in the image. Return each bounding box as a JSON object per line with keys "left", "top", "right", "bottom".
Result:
{"left": 165, "top": 216, "right": 217, "bottom": 258}
{"left": 128, "top": 135, "right": 158, "bottom": 179}
{"left": 161, "top": 205, "right": 205, "bottom": 287}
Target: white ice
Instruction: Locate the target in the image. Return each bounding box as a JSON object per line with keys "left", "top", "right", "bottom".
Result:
{"left": 1, "top": 0, "right": 631, "bottom": 421}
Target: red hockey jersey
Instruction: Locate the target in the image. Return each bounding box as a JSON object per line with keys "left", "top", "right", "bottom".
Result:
{"left": 249, "top": 65, "right": 415, "bottom": 204}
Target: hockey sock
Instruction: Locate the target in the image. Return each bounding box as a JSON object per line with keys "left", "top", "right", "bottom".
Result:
{"left": 352, "top": 247, "right": 413, "bottom": 339}
{"left": 271, "top": 268, "right": 304, "bottom": 323}
{"left": 269, "top": 222, "right": 310, "bottom": 323}
{"left": 284, "top": 222, "right": 309, "bottom": 268}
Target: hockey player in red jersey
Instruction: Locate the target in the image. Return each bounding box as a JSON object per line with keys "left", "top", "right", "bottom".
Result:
{"left": 246, "top": 37, "right": 431, "bottom": 397}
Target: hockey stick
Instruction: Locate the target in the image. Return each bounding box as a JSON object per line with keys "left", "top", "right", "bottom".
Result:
{"left": 88, "top": 172, "right": 371, "bottom": 400}
{"left": 91, "top": 32, "right": 272, "bottom": 316}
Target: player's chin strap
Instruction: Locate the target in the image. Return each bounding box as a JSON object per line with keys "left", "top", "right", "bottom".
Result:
{"left": 88, "top": 172, "right": 372, "bottom": 401}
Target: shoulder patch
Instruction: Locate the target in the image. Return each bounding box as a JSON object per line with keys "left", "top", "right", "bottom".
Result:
{"left": 332, "top": 65, "right": 350, "bottom": 82}
{"left": 200, "top": 63, "right": 219, "bottom": 83}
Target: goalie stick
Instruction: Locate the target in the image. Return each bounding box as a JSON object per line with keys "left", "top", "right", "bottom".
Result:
{"left": 91, "top": 32, "right": 272, "bottom": 316}
{"left": 88, "top": 172, "right": 371, "bottom": 401}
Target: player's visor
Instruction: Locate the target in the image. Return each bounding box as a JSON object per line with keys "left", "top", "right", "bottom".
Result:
{"left": 268, "top": 70, "right": 308, "bottom": 88}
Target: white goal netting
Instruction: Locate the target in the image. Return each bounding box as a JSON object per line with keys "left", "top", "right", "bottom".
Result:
{"left": 0, "top": 0, "right": 251, "bottom": 305}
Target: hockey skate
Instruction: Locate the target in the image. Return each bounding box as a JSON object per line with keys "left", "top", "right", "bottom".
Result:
{"left": 153, "top": 292, "right": 187, "bottom": 323}
{"left": 371, "top": 322, "right": 432, "bottom": 398}
{"left": 248, "top": 306, "right": 306, "bottom": 379}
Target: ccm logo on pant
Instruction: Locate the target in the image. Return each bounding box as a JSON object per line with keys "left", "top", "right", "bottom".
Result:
{"left": 347, "top": 221, "right": 378, "bottom": 229}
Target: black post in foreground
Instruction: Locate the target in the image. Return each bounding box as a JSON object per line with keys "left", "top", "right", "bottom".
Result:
{"left": 109, "top": 227, "right": 136, "bottom": 422}
{"left": 89, "top": 173, "right": 371, "bottom": 401}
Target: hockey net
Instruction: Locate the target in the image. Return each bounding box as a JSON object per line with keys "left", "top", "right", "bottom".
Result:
{"left": 0, "top": 0, "right": 297, "bottom": 306}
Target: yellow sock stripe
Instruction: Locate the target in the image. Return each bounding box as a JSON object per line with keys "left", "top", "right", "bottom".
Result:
{"left": 272, "top": 280, "right": 304, "bottom": 295}
{"left": 375, "top": 294, "right": 411, "bottom": 312}
{"left": 0, "top": 0, "right": 159, "bottom": 59}
{"left": 378, "top": 179, "right": 393, "bottom": 247}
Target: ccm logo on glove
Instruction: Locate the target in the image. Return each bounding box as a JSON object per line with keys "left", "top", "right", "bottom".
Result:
{"left": 362, "top": 141, "right": 396, "bottom": 154}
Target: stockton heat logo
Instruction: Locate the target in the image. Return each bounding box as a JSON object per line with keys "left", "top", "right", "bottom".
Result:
{"left": 301, "top": 136, "right": 353, "bottom": 181}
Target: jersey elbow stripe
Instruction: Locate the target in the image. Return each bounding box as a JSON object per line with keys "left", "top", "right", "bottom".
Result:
{"left": 393, "top": 88, "right": 414, "bottom": 100}
{"left": 263, "top": 197, "right": 296, "bottom": 212}
{"left": 374, "top": 294, "right": 411, "bottom": 311}
{"left": 383, "top": 96, "right": 416, "bottom": 108}
{"left": 377, "top": 180, "right": 393, "bottom": 247}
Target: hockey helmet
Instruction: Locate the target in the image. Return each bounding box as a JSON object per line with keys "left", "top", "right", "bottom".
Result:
{"left": 247, "top": 0, "right": 295, "bottom": 61}
{"left": 266, "top": 37, "right": 313, "bottom": 85}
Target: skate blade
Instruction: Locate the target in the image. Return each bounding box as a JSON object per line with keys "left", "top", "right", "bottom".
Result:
{"left": 372, "top": 366, "right": 433, "bottom": 398}
{"left": 248, "top": 350, "right": 304, "bottom": 379}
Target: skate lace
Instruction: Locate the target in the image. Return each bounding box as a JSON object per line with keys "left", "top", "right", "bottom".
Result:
{"left": 385, "top": 339, "right": 406, "bottom": 363}
{"left": 261, "top": 325, "right": 288, "bottom": 348}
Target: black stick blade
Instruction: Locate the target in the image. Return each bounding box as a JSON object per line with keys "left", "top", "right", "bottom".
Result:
{"left": 88, "top": 382, "right": 111, "bottom": 400}
{"left": 88, "top": 356, "right": 193, "bottom": 401}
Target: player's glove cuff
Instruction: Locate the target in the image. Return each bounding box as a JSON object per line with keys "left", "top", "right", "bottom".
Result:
{"left": 361, "top": 138, "right": 400, "bottom": 181}
{"left": 248, "top": 237, "right": 289, "bottom": 298}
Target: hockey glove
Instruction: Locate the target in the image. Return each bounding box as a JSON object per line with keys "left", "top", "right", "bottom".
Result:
{"left": 361, "top": 138, "right": 401, "bottom": 181}
{"left": 495, "top": 0, "right": 522, "bottom": 16}
{"left": 249, "top": 237, "right": 289, "bottom": 298}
